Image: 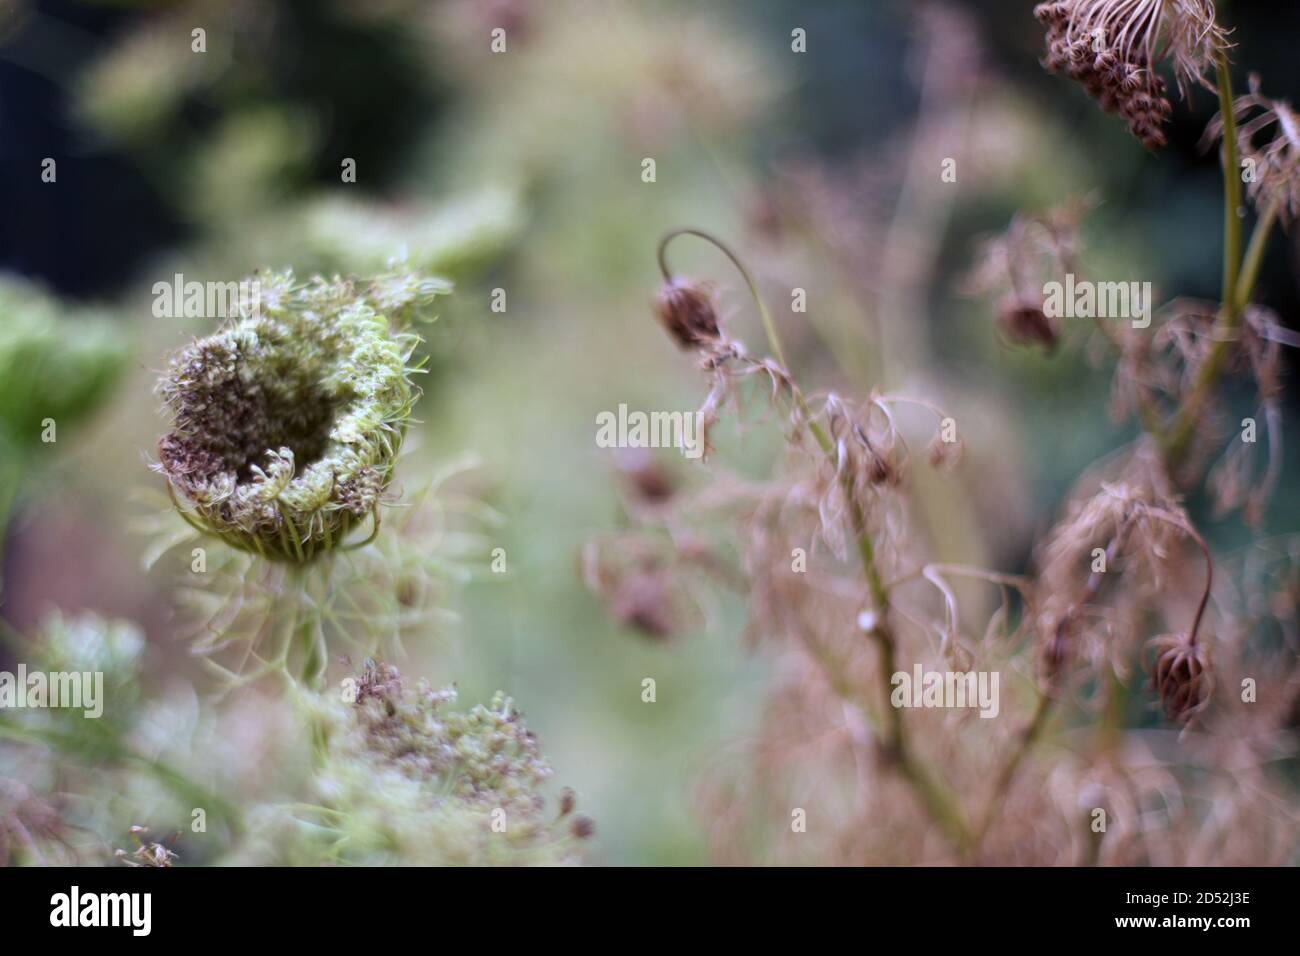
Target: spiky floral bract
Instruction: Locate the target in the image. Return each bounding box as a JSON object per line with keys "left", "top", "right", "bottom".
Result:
{"left": 155, "top": 267, "right": 451, "bottom": 564}
{"left": 141, "top": 453, "right": 497, "bottom": 687}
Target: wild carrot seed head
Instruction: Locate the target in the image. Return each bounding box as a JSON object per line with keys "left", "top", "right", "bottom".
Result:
{"left": 154, "top": 268, "right": 450, "bottom": 563}
{"left": 1035, "top": 0, "right": 1230, "bottom": 149}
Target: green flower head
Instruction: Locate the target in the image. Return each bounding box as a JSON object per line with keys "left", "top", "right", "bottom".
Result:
{"left": 155, "top": 268, "right": 450, "bottom": 563}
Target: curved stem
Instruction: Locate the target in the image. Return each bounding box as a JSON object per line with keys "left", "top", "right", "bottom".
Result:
{"left": 1143, "top": 509, "right": 1214, "bottom": 645}
{"left": 658, "top": 228, "right": 791, "bottom": 371}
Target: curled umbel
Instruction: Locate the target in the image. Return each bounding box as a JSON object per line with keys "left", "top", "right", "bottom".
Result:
{"left": 155, "top": 268, "right": 449, "bottom": 563}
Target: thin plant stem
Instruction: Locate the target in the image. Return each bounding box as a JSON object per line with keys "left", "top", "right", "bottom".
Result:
{"left": 973, "top": 690, "right": 1053, "bottom": 850}
{"left": 1235, "top": 197, "right": 1281, "bottom": 314}
{"left": 658, "top": 228, "right": 791, "bottom": 372}
{"left": 1164, "top": 55, "right": 1249, "bottom": 469}
{"left": 658, "top": 227, "right": 971, "bottom": 851}
{"left": 1219, "top": 55, "right": 1244, "bottom": 324}
{"left": 1141, "top": 509, "right": 1214, "bottom": 645}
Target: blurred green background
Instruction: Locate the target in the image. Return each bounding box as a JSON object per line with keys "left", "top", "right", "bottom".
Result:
{"left": 1, "top": 0, "right": 1297, "bottom": 864}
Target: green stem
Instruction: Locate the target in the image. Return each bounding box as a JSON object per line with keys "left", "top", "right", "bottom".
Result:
{"left": 1163, "top": 55, "right": 1249, "bottom": 470}
{"left": 658, "top": 228, "right": 791, "bottom": 372}
{"left": 1235, "top": 198, "right": 1280, "bottom": 314}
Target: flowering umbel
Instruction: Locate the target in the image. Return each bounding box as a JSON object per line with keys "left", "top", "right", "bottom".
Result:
{"left": 155, "top": 268, "right": 450, "bottom": 563}
{"left": 1035, "top": 0, "right": 1230, "bottom": 149}
{"left": 234, "top": 662, "right": 593, "bottom": 866}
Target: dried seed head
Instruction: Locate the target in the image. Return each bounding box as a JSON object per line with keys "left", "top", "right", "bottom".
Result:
{"left": 571, "top": 815, "right": 596, "bottom": 840}
{"left": 1207, "top": 75, "right": 1300, "bottom": 223}
{"left": 610, "top": 567, "right": 678, "bottom": 640}
{"left": 154, "top": 268, "right": 450, "bottom": 563}
{"left": 1149, "top": 631, "right": 1213, "bottom": 723}
{"left": 1036, "top": 0, "right": 1230, "bottom": 150}
{"left": 999, "top": 301, "right": 1059, "bottom": 352}
{"left": 1033, "top": 466, "right": 1188, "bottom": 688}
{"left": 926, "top": 432, "right": 964, "bottom": 471}
{"left": 614, "top": 448, "right": 678, "bottom": 505}
{"left": 865, "top": 448, "right": 899, "bottom": 486}
{"left": 965, "top": 200, "right": 1090, "bottom": 350}
{"left": 654, "top": 278, "right": 722, "bottom": 350}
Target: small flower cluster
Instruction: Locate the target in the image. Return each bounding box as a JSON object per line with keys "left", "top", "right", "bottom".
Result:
{"left": 115, "top": 826, "right": 178, "bottom": 867}
{"left": 340, "top": 662, "right": 554, "bottom": 812}
{"left": 155, "top": 268, "right": 450, "bottom": 563}
{"left": 262, "top": 662, "right": 592, "bottom": 865}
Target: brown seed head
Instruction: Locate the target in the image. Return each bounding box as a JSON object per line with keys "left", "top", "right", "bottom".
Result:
{"left": 926, "top": 433, "right": 964, "bottom": 471}
{"left": 1035, "top": 0, "right": 1228, "bottom": 151}
{"left": 999, "top": 301, "right": 1060, "bottom": 352}
{"left": 1149, "top": 631, "right": 1213, "bottom": 724}
{"left": 614, "top": 448, "right": 678, "bottom": 505}
{"left": 611, "top": 568, "right": 677, "bottom": 640}
{"left": 654, "top": 278, "right": 721, "bottom": 350}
